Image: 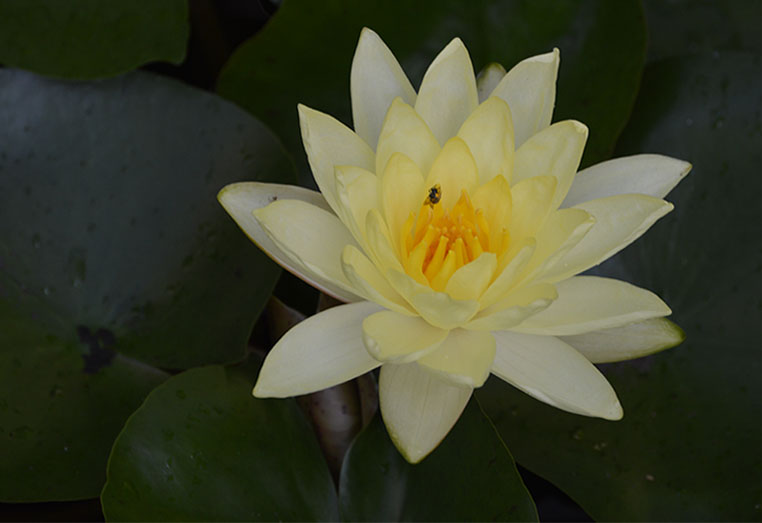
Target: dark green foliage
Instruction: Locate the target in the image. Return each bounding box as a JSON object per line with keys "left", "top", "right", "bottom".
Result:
{"left": 0, "top": 0, "right": 188, "bottom": 79}
{"left": 339, "top": 401, "right": 538, "bottom": 521}
{"left": 0, "top": 70, "right": 292, "bottom": 500}
{"left": 101, "top": 358, "right": 338, "bottom": 521}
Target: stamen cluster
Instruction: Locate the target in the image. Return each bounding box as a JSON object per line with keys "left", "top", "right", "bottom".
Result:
{"left": 401, "top": 189, "right": 509, "bottom": 291}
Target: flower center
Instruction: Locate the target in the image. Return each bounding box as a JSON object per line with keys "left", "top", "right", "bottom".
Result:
{"left": 400, "top": 187, "right": 510, "bottom": 291}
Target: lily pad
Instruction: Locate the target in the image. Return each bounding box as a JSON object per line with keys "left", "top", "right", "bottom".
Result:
{"left": 0, "top": 70, "right": 293, "bottom": 500}
{"left": 339, "top": 400, "right": 538, "bottom": 522}
{"left": 0, "top": 0, "right": 189, "bottom": 79}
{"left": 101, "top": 358, "right": 338, "bottom": 521}
{"left": 643, "top": 0, "right": 761, "bottom": 62}
{"left": 217, "top": 0, "right": 645, "bottom": 185}
{"left": 477, "top": 53, "right": 762, "bottom": 521}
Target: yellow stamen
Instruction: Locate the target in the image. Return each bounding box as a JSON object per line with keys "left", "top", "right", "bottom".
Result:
{"left": 464, "top": 230, "right": 483, "bottom": 259}
{"left": 401, "top": 211, "right": 416, "bottom": 256}
{"left": 405, "top": 225, "right": 438, "bottom": 285}
{"left": 412, "top": 205, "right": 433, "bottom": 246}
{"left": 453, "top": 237, "right": 466, "bottom": 269}
{"left": 475, "top": 210, "right": 490, "bottom": 250}
{"left": 430, "top": 249, "right": 457, "bottom": 291}
{"left": 402, "top": 184, "right": 510, "bottom": 290}
{"left": 424, "top": 236, "right": 449, "bottom": 280}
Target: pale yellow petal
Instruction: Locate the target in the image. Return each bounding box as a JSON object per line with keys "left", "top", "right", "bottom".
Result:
{"left": 381, "top": 152, "right": 425, "bottom": 249}
{"left": 362, "top": 311, "right": 448, "bottom": 363}
{"left": 219, "top": 182, "right": 358, "bottom": 302}
{"left": 540, "top": 194, "right": 674, "bottom": 283}
{"left": 476, "top": 62, "right": 507, "bottom": 103}
{"left": 466, "top": 283, "right": 557, "bottom": 331}
{"left": 341, "top": 244, "right": 415, "bottom": 316}
{"left": 335, "top": 165, "right": 378, "bottom": 247}
{"left": 479, "top": 238, "right": 536, "bottom": 308}
{"left": 491, "top": 331, "right": 622, "bottom": 419}
{"left": 365, "top": 208, "right": 404, "bottom": 272}
{"left": 379, "top": 362, "right": 472, "bottom": 463}
{"left": 386, "top": 269, "right": 480, "bottom": 329}
{"left": 253, "top": 199, "right": 361, "bottom": 301}
{"left": 425, "top": 137, "right": 478, "bottom": 210}
{"left": 562, "top": 154, "right": 692, "bottom": 207}
{"left": 414, "top": 38, "right": 479, "bottom": 144}
{"left": 509, "top": 175, "right": 557, "bottom": 242}
{"left": 512, "top": 276, "right": 672, "bottom": 336}
{"left": 491, "top": 49, "right": 559, "bottom": 147}
{"left": 376, "top": 98, "right": 440, "bottom": 176}
{"left": 472, "top": 173, "right": 513, "bottom": 246}
{"left": 457, "top": 96, "right": 515, "bottom": 184}
{"left": 351, "top": 28, "right": 417, "bottom": 148}
{"left": 445, "top": 252, "right": 497, "bottom": 302}
{"left": 253, "top": 301, "right": 382, "bottom": 397}
{"left": 298, "top": 104, "right": 375, "bottom": 215}
{"left": 561, "top": 318, "right": 685, "bottom": 363}
{"left": 417, "top": 329, "right": 496, "bottom": 388}
{"left": 218, "top": 182, "right": 330, "bottom": 257}
{"left": 513, "top": 119, "right": 588, "bottom": 210}
{"left": 517, "top": 208, "right": 595, "bottom": 283}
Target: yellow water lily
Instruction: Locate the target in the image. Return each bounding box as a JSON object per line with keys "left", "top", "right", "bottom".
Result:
{"left": 219, "top": 28, "right": 689, "bottom": 463}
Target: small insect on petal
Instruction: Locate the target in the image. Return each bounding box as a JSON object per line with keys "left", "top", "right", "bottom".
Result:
{"left": 425, "top": 184, "right": 442, "bottom": 206}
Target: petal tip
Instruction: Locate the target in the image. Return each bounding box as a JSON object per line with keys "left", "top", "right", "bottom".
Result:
{"left": 481, "top": 61, "right": 507, "bottom": 75}
{"left": 448, "top": 36, "right": 466, "bottom": 49}
{"left": 605, "top": 400, "right": 624, "bottom": 421}
{"left": 572, "top": 120, "right": 589, "bottom": 136}
{"left": 387, "top": 428, "right": 433, "bottom": 464}
{"left": 436, "top": 36, "right": 470, "bottom": 63}
{"left": 251, "top": 205, "right": 267, "bottom": 222}
{"left": 216, "top": 183, "right": 233, "bottom": 203}
{"left": 358, "top": 26, "right": 378, "bottom": 39}
{"left": 296, "top": 103, "right": 317, "bottom": 122}
{"left": 252, "top": 381, "right": 273, "bottom": 398}
{"left": 360, "top": 326, "right": 382, "bottom": 360}
{"left": 528, "top": 48, "right": 560, "bottom": 64}
{"left": 670, "top": 321, "right": 687, "bottom": 345}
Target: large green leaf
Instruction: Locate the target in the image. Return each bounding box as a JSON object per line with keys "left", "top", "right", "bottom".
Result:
{"left": 339, "top": 400, "right": 538, "bottom": 522}
{"left": 478, "top": 52, "right": 761, "bottom": 521}
{"left": 101, "top": 357, "right": 338, "bottom": 521}
{"left": 0, "top": 340, "right": 168, "bottom": 503}
{"left": 0, "top": 70, "right": 292, "bottom": 500}
{"left": 217, "top": 0, "right": 645, "bottom": 185}
{"left": 0, "top": 0, "right": 189, "bottom": 79}
{"left": 643, "top": 0, "right": 761, "bottom": 62}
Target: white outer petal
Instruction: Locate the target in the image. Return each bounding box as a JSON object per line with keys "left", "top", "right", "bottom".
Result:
{"left": 540, "top": 194, "right": 673, "bottom": 283}
{"left": 561, "top": 318, "right": 685, "bottom": 363}
{"left": 414, "top": 37, "right": 479, "bottom": 145}
{"left": 562, "top": 154, "right": 692, "bottom": 207}
{"left": 254, "top": 198, "right": 363, "bottom": 302}
{"left": 253, "top": 301, "right": 382, "bottom": 397}
{"left": 298, "top": 104, "right": 375, "bottom": 217}
{"left": 491, "top": 331, "right": 623, "bottom": 419}
{"left": 351, "top": 28, "right": 417, "bottom": 148}
{"left": 512, "top": 276, "right": 672, "bottom": 336}
{"left": 491, "top": 49, "right": 559, "bottom": 147}
{"left": 218, "top": 182, "right": 359, "bottom": 302}
{"left": 380, "top": 362, "right": 472, "bottom": 463}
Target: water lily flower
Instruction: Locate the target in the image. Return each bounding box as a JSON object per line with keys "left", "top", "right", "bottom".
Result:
{"left": 219, "top": 28, "right": 689, "bottom": 463}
